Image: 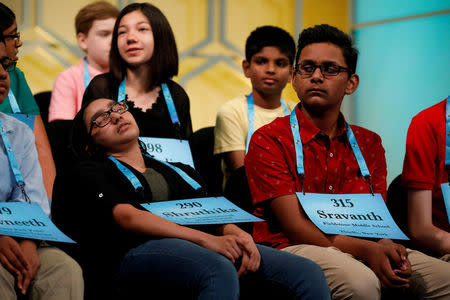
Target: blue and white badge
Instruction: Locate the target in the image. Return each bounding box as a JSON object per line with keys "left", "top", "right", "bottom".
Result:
{"left": 0, "top": 202, "right": 75, "bottom": 243}
{"left": 139, "top": 137, "right": 195, "bottom": 169}
{"left": 296, "top": 193, "right": 409, "bottom": 240}
{"left": 142, "top": 196, "right": 263, "bottom": 225}
{"left": 440, "top": 183, "right": 450, "bottom": 224}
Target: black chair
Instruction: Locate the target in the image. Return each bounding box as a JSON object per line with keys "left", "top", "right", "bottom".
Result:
{"left": 46, "top": 120, "right": 77, "bottom": 173}
{"left": 224, "top": 166, "right": 254, "bottom": 233}
{"left": 189, "top": 126, "right": 223, "bottom": 196}
{"left": 386, "top": 174, "right": 412, "bottom": 245}
{"left": 34, "top": 91, "right": 52, "bottom": 125}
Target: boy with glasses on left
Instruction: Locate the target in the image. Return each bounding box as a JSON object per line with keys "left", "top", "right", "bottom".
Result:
{"left": 0, "top": 39, "right": 84, "bottom": 300}
{"left": 0, "top": 3, "right": 56, "bottom": 201}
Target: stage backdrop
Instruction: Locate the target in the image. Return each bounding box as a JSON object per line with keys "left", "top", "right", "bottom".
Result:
{"left": 4, "top": 0, "right": 348, "bottom": 130}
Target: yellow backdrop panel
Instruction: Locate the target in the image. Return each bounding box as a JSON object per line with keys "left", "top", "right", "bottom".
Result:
{"left": 6, "top": 0, "right": 348, "bottom": 130}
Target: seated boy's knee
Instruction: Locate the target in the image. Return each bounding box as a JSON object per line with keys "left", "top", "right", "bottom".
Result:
{"left": 38, "top": 246, "right": 83, "bottom": 282}
{"left": 0, "top": 264, "right": 15, "bottom": 297}
{"left": 335, "top": 267, "right": 380, "bottom": 300}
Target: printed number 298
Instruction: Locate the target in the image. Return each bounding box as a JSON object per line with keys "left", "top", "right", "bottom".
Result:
{"left": 147, "top": 143, "right": 163, "bottom": 153}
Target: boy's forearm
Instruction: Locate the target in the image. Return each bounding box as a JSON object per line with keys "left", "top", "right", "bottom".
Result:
{"left": 271, "top": 194, "right": 382, "bottom": 261}
{"left": 33, "top": 115, "right": 56, "bottom": 199}
{"left": 408, "top": 189, "right": 450, "bottom": 255}
{"left": 411, "top": 225, "right": 450, "bottom": 256}
{"left": 224, "top": 151, "right": 245, "bottom": 171}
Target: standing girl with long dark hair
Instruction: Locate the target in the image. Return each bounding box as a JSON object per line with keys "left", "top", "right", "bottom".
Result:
{"left": 83, "top": 3, "right": 191, "bottom": 139}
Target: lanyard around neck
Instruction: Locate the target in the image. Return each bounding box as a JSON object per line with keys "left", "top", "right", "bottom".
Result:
{"left": 245, "top": 93, "right": 290, "bottom": 153}
{"left": 8, "top": 89, "right": 21, "bottom": 113}
{"left": 83, "top": 58, "right": 91, "bottom": 89}
{"left": 0, "top": 119, "right": 30, "bottom": 202}
{"left": 117, "top": 77, "right": 180, "bottom": 126}
{"left": 289, "top": 106, "right": 372, "bottom": 194}
{"left": 445, "top": 97, "right": 450, "bottom": 169}
{"left": 108, "top": 154, "right": 201, "bottom": 192}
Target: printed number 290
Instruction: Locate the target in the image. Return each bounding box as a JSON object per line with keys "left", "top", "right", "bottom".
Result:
{"left": 177, "top": 202, "right": 202, "bottom": 209}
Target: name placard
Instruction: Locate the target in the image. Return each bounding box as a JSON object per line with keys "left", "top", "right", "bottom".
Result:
{"left": 139, "top": 137, "right": 195, "bottom": 169}
{"left": 142, "top": 197, "right": 263, "bottom": 225}
{"left": 0, "top": 203, "right": 75, "bottom": 243}
{"left": 8, "top": 113, "right": 35, "bottom": 130}
{"left": 440, "top": 183, "right": 450, "bottom": 224}
{"left": 296, "top": 193, "right": 409, "bottom": 240}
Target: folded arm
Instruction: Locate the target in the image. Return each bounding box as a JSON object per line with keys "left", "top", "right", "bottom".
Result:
{"left": 113, "top": 204, "right": 244, "bottom": 263}
{"left": 408, "top": 189, "right": 450, "bottom": 255}
{"left": 271, "top": 194, "right": 410, "bottom": 288}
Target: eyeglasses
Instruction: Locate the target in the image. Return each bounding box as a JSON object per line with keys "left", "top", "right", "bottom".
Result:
{"left": 0, "top": 57, "right": 16, "bottom": 72}
{"left": 3, "top": 32, "right": 20, "bottom": 43}
{"left": 89, "top": 101, "right": 128, "bottom": 135}
{"left": 295, "top": 62, "right": 352, "bottom": 77}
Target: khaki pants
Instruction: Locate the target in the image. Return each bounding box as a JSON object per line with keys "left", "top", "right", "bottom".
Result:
{"left": 0, "top": 244, "right": 83, "bottom": 300}
{"left": 283, "top": 244, "right": 450, "bottom": 300}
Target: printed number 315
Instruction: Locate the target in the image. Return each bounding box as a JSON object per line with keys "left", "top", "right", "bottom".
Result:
{"left": 331, "top": 199, "right": 354, "bottom": 207}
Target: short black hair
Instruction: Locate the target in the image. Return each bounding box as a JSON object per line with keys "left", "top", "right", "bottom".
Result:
{"left": 295, "top": 24, "right": 358, "bottom": 74}
{"left": 70, "top": 100, "right": 104, "bottom": 160}
{"left": 245, "top": 26, "right": 295, "bottom": 65}
{"left": 71, "top": 99, "right": 146, "bottom": 160}
{"left": 0, "top": 3, "right": 16, "bottom": 33}
{"left": 109, "top": 3, "right": 178, "bottom": 88}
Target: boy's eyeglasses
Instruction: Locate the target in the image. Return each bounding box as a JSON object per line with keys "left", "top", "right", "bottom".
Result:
{"left": 295, "top": 62, "right": 351, "bottom": 77}
{"left": 3, "top": 32, "right": 20, "bottom": 43}
{"left": 89, "top": 102, "right": 129, "bottom": 135}
{"left": 0, "top": 57, "right": 17, "bottom": 72}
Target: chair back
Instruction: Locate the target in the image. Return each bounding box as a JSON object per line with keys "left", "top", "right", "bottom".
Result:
{"left": 224, "top": 166, "right": 253, "bottom": 233}
{"left": 46, "top": 120, "right": 77, "bottom": 173}
{"left": 34, "top": 91, "right": 52, "bottom": 125}
{"left": 189, "top": 126, "right": 223, "bottom": 196}
{"left": 386, "top": 174, "right": 412, "bottom": 244}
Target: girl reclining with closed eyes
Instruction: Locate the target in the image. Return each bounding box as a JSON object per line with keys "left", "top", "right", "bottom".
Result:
{"left": 51, "top": 97, "right": 330, "bottom": 300}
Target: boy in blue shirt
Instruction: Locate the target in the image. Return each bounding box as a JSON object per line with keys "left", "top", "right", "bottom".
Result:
{"left": 0, "top": 39, "right": 83, "bottom": 300}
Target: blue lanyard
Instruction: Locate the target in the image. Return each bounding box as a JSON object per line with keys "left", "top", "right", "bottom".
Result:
{"left": 289, "top": 106, "right": 373, "bottom": 194}
{"left": 5, "top": 75, "right": 33, "bottom": 124}
{"left": 445, "top": 97, "right": 450, "bottom": 168}
{"left": 7, "top": 89, "right": 21, "bottom": 113}
{"left": 6, "top": 90, "right": 35, "bottom": 130}
{"left": 108, "top": 154, "right": 201, "bottom": 191}
{"left": 83, "top": 58, "right": 91, "bottom": 89}
{"left": 0, "top": 119, "right": 30, "bottom": 202}
{"left": 117, "top": 77, "right": 180, "bottom": 126}
{"left": 245, "top": 93, "right": 290, "bottom": 153}
{"left": 161, "top": 83, "right": 180, "bottom": 126}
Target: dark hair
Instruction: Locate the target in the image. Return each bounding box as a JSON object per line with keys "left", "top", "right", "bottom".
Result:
{"left": 245, "top": 26, "right": 295, "bottom": 65}
{"left": 0, "top": 3, "right": 16, "bottom": 33}
{"left": 75, "top": 1, "right": 119, "bottom": 35}
{"left": 295, "top": 24, "right": 358, "bottom": 74}
{"left": 71, "top": 101, "right": 104, "bottom": 160}
{"left": 109, "top": 3, "right": 178, "bottom": 88}
{"left": 71, "top": 98, "right": 146, "bottom": 160}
